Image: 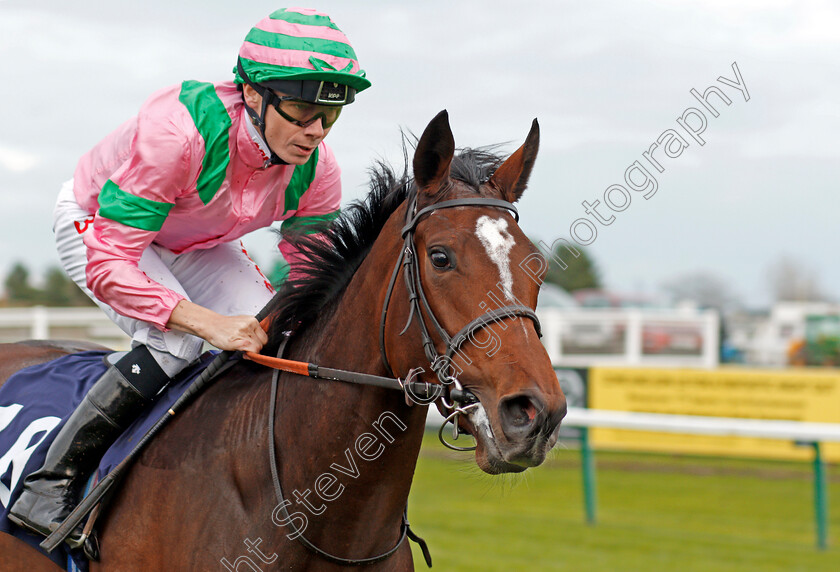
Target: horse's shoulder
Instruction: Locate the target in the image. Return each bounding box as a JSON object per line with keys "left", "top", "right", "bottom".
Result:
{"left": 0, "top": 339, "right": 111, "bottom": 388}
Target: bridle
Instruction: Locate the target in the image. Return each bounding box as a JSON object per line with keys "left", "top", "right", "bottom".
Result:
{"left": 257, "top": 188, "right": 544, "bottom": 567}
{"left": 379, "top": 188, "right": 542, "bottom": 438}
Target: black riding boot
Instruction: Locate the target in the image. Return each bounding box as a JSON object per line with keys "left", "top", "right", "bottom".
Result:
{"left": 8, "top": 345, "right": 171, "bottom": 540}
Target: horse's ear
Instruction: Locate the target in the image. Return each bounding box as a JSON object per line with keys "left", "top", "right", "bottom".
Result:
{"left": 489, "top": 118, "right": 540, "bottom": 203}
{"left": 413, "top": 110, "right": 455, "bottom": 197}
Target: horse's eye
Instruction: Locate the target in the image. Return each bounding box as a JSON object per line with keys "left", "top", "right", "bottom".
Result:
{"left": 429, "top": 249, "right": 451, "bottom": 269}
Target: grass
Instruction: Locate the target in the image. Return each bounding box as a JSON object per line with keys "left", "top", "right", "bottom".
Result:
{"left": 407, "top": 432, "right": 840, "bottom": 571}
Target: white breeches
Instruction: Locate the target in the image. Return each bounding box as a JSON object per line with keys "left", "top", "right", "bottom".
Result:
{"left": 53, "top": 180, "right": 276, "bottom": 372}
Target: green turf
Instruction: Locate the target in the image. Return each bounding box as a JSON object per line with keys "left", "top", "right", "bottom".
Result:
{"left": 407, "top": 432, "right": 840, "bottom": 571}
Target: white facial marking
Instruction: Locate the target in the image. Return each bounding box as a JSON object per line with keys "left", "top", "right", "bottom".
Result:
{"left": 467, "top": 403, "right": 494, "bottom": 442}
{"left": 475, "top": 216, "right": 516, "bottom": 301}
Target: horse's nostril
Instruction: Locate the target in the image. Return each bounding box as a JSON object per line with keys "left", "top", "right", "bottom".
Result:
{"left": 498, "top": 394, "right": 543, "bottom": 442}
{"left": 504, "top": 395, "right": 537, "bottom": 427}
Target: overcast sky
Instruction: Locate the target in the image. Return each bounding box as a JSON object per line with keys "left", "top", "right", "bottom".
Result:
{"left": 1, "top": 0, "right": 838, "bottom": 308}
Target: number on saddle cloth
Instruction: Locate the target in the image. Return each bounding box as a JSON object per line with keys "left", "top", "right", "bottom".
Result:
{"left": 0, "top": 350, "right": 219, "bottom": 570}
{"left": 0, "top": 351, "right": 110, "bottom": 569}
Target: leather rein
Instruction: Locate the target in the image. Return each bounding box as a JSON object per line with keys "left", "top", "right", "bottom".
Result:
{"left": 243, "top": 189, "right": 543, "bottom": 567}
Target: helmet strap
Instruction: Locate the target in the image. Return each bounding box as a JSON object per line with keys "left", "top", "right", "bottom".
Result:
{"left": 237, "top": 59, "right": 289, "bottom": 165}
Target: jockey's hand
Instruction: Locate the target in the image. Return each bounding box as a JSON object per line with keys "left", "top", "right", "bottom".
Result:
{"left": 203, "top": 314, "right": 268, "bottom": 352}
{"left": 166, "top": 300, "right": 268, "bottom": 353}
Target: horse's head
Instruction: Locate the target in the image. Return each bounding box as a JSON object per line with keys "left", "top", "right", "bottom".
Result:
{"left": 387, "top": 111, "right": 566, "bottom": 474}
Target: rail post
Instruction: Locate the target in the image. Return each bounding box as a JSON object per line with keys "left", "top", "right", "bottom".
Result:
{"left": 810, "top": 441, "right": 828, "bottom": 550}
{"left": 580, "top": 426, "right": 598, "bottom": 524}
{"left": 31, "top": 306, "right": 49, "bottom": 339}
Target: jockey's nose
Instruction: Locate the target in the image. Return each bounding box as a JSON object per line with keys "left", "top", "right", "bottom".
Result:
{"left": 303, "top": 118, "right": 327, "bottom": 137}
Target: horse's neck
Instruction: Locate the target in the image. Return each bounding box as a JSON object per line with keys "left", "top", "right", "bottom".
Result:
{"left": 272, "top": 208, "right": 427, "bottom": 552}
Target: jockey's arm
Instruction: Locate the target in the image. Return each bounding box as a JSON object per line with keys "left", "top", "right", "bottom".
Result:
{"left": 165, "top": 299, "right": 267, "bottom": 353}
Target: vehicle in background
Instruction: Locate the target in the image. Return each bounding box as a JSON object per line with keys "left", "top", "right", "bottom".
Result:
{"left": 788, "top": 314, "right": 840, "bottom": 366}
{"left": 728, "top": 302, "right": 840, "bottom": 367}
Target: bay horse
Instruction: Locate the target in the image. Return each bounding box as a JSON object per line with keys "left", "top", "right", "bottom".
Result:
{"left": 0, "top": 111, "right": 566, "bottom": 571}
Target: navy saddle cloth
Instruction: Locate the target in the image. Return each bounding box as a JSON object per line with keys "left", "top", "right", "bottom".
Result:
{"left": 0, "top": 350, "right": 219, "bottom": 571}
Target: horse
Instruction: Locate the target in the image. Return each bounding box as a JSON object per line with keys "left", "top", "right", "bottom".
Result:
{"left": 0, "top": 111, "right": 566, "bottom": 571}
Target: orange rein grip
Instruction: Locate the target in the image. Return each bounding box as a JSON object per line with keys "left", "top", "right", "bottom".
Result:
{"left": 243, "top": 352, "right": 312, "bottom": 377}
{"left": 249, "top": 316, "right": 310, "bottom": 375}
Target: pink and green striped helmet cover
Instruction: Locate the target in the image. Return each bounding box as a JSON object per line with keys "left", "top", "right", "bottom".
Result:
{"left": 234, "top": 8, "right": 371, "bottom": 93}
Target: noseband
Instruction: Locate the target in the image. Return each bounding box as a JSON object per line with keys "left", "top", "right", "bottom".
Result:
{"left": 379, "top": 189, "right": 543, "bottom": 419}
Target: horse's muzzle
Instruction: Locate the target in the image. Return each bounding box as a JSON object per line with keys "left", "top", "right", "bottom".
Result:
{"left": 496, "top": 390, "right": 567, "bottom": 468}
{"left": 466, "top": 388, "right": 566, "bottom": 474}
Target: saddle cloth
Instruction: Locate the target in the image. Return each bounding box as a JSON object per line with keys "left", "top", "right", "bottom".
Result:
{"left": 0, "top": 350, "right": 219, "bottom": 571}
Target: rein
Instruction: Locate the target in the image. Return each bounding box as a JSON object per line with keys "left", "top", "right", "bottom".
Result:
{"left": 242, "top": 352, "right": 472, "bottom": 404}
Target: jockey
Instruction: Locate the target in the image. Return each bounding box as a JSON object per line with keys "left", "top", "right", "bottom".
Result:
{"left": 9, "top": 8, "right": 370, "bottom": 541}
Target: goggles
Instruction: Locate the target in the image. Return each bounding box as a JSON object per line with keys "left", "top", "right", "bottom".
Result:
{"left": 267, "top": 93, "right": 342, "bottom": 129}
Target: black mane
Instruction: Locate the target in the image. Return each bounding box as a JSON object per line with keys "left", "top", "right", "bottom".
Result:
{"left": 263, "top": 146, "right": 505, "bottom": 353}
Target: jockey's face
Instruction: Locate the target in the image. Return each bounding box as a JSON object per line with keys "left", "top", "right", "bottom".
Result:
{"left": 243, "top": 84, "right": 333, "bottom": 165}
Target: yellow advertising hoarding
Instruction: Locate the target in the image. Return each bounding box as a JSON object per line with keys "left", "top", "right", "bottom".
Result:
{"left": 589, "top": 367, "right": 840, "bottom": 461}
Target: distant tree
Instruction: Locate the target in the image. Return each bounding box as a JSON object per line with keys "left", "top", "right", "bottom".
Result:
{"left": 4, "top": 262, "right": 39, "bottom": 305}
{"left": 42, "top": 266, "right": 95, "bottom": 307}
{"left": 42, "top": 267, "right": 74, "bottom": 306}
{"left": 535, "top": 239, "right": 601, "bottom": 292}
{"left": 766, "top": 255, "right": 828, "bottom": 302}
{"left": 3, "top": 262, "right": 94, "bottom": 307}
{"left": 662, "top": 271, "right": 740, "bottom": 311}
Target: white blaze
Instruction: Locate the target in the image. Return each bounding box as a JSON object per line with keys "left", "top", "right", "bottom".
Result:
{"left": 475, "top": 216, "right": 516, "bottom": 301}
{"left": 467, "top": 403, "right": 494, "bottom": 442}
